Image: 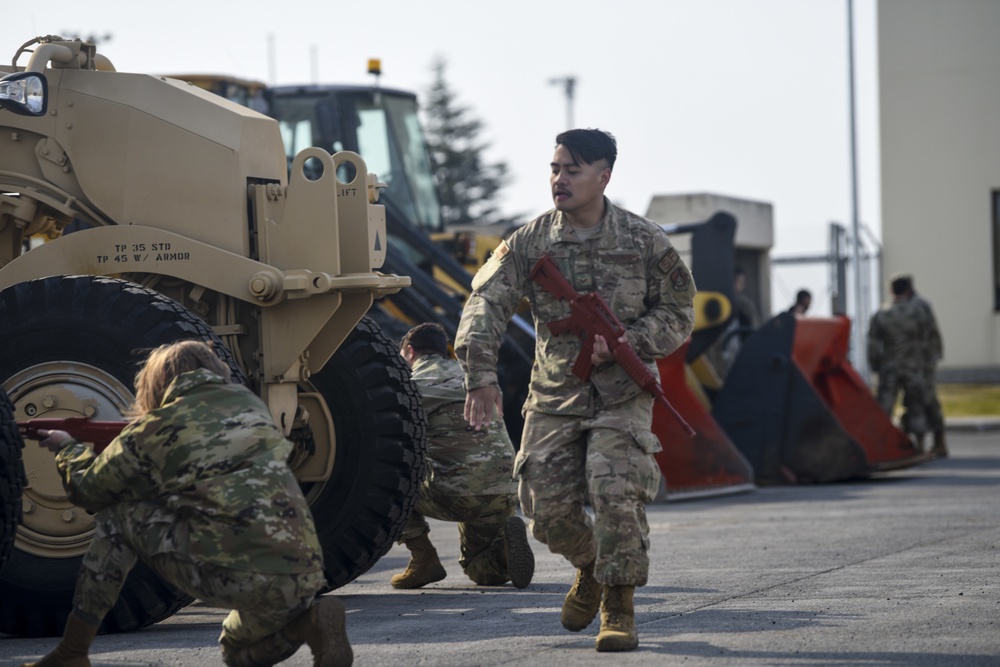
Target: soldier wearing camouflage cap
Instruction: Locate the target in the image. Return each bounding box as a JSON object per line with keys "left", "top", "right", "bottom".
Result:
{"left": 23, "top": 340, "right": 351, "bottom": 667}
{"left": 455, "top": 129, "right": 696, "bottom": 652}
{"left": 868, "top": 274, "right": 937, "bottom": 453}
{"left": 392, "top": 322, "right": 534, "bottom": 590}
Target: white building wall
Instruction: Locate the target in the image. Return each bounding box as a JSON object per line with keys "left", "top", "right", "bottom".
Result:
{"left": 879, "top": 0, "right": 1000, "bottom": 380}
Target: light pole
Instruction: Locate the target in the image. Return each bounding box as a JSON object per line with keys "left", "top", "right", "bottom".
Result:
{"left": 267, "top": 33, "right": 277, "bottom": 86}
{"left": 846, "top": 0, "right": 867, "bottom": 380}
{"left": 549, "top": 76, "right": 576, "bottom": 130}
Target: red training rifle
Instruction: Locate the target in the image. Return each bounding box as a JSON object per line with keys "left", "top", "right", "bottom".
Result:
{"left": 529, "top": 253, "right": 695, "bottom": 436}
{"left": 18, "top": 417, "right": 128, "bottom": 454}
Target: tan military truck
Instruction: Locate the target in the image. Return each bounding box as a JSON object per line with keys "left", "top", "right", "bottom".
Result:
{"left": 0, "top": 35, "right": 427, "bottom": 637}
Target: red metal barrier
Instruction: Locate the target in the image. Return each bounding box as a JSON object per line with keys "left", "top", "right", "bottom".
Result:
{"left": 792, "top": 317, "right": 925, "bottom": 470}
{"left": 653, "top": 341, "right": 755, "bottom": 499}
{"left": 712, "top": 313, "right": 925, "bottom": 484}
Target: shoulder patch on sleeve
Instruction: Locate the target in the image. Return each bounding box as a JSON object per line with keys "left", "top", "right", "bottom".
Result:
{"left": 670, "top": 266, "right": 692, "bottom": 292}
{"left": 471, "top": 240, "right": 512, "bottom": 291}
{"left": 658, "top": 247, "right": 680, "bottom": 274}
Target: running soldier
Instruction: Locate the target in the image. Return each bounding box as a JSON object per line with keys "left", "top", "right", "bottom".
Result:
{"left": 456, "top": 129, "right": 696, "bottom": 652}
{"left": 393, "top": 323, "right": 534, "bottom": 590}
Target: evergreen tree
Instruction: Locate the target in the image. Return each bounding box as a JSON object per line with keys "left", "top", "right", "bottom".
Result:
{"left": 422, "top": 57, "right": 518, "bottom": 227}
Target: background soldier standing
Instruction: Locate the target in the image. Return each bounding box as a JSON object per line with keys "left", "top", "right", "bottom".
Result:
{"left": 868, "top": 275, "right": 936, "bottom": 453}
{"left": 908, "top": 276, "right": 948, "bottom": 457}
{"left": 394, "top": 323, "right": 534, "bottom": 590}
{"left": 719, "top": 267, "right": 760, "bottom": 376}
{"left": 788, "top": 289, "right": 812, "bottom": 316}
{"left": 23, "top": 341, "right": 351, "bottom": 667}
{"left": 455, "top": 129, "right": 696, "bottom": 652}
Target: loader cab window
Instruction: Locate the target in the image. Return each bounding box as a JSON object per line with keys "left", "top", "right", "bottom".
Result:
{"left": 269, "top": 89, "right": 442, "bottom": 235}
{"left": 351, "top": 94, "right": 441, "bottom": 234}
{"left": 281, "top": 120, "right": 312, "bottom": 161}
{"left": 355, "top": 108, "right": 392, "bottom": 187}
{"left": 381, "top": 94, "right": 441, "bottom": 234}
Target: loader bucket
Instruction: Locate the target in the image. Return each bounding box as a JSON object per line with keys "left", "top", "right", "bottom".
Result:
{"left": 653, "top": 341, "right": 755, "bottom": 500}
{"left": 712, "top": 312, "right": 922, "bottom": 485}
{"left": 791, "top": 316, "right": 925, "bottom": 471}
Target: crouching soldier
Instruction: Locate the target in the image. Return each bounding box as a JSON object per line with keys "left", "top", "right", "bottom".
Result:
{"left": 22, "top": 340, "right": 351, "bottom": 667}
{"left": 394, "top": 323, "right": 534, "bottom": 590}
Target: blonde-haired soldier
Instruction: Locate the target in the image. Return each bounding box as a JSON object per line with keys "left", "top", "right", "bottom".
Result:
{"left": 23, "top": 340, "right": 352, "bottom": 667}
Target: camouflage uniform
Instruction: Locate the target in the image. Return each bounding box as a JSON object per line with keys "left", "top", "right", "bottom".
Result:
{"left": 867, "top": 297, "right": 936, "bottom": 438}
{"left": 404, "top": 353, "right": 518, "bottom": 584}
{"left": 54, "top": 368, "right": 325, "bottom": 660}
{"left": 910, "top": 293, "right": 945, "bottom": 436}
{"left": 455, "top": 199, "right": 696, "bottom": 586}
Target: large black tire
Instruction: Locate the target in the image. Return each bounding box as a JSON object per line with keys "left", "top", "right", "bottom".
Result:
{"left": 0, "top": 388, "right": 25, "bottom": 572}
{"left": 0, "top": 275, "right": 245, "bottom": 638}
{"left": 305, "top": 316, "right": 427, "bottom": 589}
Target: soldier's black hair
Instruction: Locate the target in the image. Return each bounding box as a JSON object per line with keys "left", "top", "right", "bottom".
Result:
{"left": 400, "top": 322, "right": 450, "bottom": 358}
{"left": 555, "top": 128, "right": 617, "bottom": 170}
{"left": 890, "top": 275, "right": 913, "bottom": 296}
{"left": 795, "top": 289, "right": 812, "bottom": 303}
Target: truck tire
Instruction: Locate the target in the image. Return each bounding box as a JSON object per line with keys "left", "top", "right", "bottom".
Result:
{"left": 305, "top": 316, "right": 428, "bottom": 590}
{"left": 0, "top": 388, "right": 25, "bottom": 572}
{"left": 0, "top": 275, "right": 244, "bottom": 638}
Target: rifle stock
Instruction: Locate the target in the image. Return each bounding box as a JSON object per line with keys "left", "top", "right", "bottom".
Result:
{"left": 529, "top": 254, "right": 695, "bottom": 436}
{"left": 18, "top": 417, "right": 128, "bottom": 454}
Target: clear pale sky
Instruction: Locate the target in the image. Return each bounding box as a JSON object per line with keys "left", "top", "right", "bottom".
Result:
{"left": 8, "top": 0, "right": 880, "bottom": 316}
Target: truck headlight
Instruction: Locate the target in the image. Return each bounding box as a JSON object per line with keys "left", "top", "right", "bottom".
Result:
{"left": 0, "top": 72, "right": 47, "bottom": 116}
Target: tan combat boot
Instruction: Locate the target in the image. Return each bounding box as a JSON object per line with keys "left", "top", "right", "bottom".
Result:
{"left": 283, "top": 596, "right": 353, "bottom": 667}
{"left": 560, "top": 560, "right": 603, "bottom": 631}
{"left": 390, "top": 534, "right": 446, "bottom": 589}
{"left": 930, "top": 431, "right": 949, "bottom": 458}
{"left": 595, "top": 585, "right": 639, "bottom": 652}
{"left": 220, "top": 627, "right": 300, "bottom": 667}
{"left": 20, "top": 613, "right": 99, "bottom": 667}
{"left": 504, "top": 516, "right": 535, "bottom": 589}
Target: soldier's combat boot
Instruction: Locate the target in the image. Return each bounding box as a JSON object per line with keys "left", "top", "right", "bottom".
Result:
{"left": 284, "top": 596, "right": 353, "bottom": 667}
{"left": 930, "top": 431, "right": 949, "bottom": 458}
{"left": 561, "top": 560, "right": 603, "bottom": 631}
{"left": 595, "top": 585, "right": 639, "bottom": 652}
{"left": 220, "top": 625, "right": 301, "bottom": 667}
{"left": 391, "top": 534, "right": 446, "bottom": 589}
{"left": 20, "top": 613, "right": 99, "bottom": 667}
{"left": 504, "top": 516, "right": 535, "bottom": 589}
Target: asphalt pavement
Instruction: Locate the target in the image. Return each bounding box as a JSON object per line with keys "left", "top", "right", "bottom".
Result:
{"left": 1, "top": 429, "right": 998, "bottom": 666}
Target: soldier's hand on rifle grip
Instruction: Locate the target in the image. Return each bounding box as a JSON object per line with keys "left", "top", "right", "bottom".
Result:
{"left": 464, "top": 386, "right": 503, "bottom": 432}
{"left": 35, "top": 429, "right": 74, "bottom": 454}
{"left": 591, "top": 334, "right": 628, "bottom": 366}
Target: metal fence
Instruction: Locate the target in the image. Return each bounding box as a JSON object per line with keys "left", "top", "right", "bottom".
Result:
{"left": 770, "top": 222, "right": 882, "bottom": 384}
